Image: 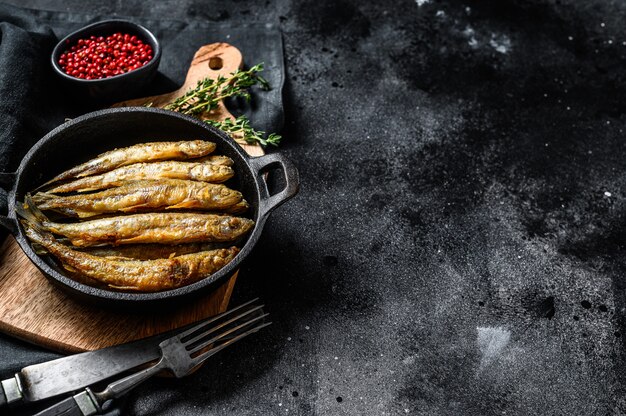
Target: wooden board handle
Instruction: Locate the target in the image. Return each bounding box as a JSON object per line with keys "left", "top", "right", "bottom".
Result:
{"left": 113, "top": 43, "right": 242, "bottom": 116}
{"left": 113, "top": 43, "right": 262, "bottom": 157}
{"left": 182, "top": 43, "right": 243, "bottom": 91}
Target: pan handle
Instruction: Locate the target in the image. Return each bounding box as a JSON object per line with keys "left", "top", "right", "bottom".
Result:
{"left": 249, "top": 153, "right": 299, "bottom": 220}
{"left": 0, "top": 172, "right": 17, "bottom": 234}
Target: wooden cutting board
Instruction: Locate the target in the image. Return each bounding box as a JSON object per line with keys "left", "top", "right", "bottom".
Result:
{"left": 0, "top": 43, "right": 263, "bottom": 353}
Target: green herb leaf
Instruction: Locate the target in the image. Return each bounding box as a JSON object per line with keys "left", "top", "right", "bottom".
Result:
{"left": 151, "top": 62, "right": 283, "bottom": 147}
{"left": 164, "top": 63, "right": 271, "bottom": 116}
{"left": 206, "top": 115, "right": 282, "bottom": 147}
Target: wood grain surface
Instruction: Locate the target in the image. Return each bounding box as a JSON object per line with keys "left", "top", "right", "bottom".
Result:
{"left": 0, "top": 43, "right": 262, "bottom": 353}
{"left": 114, "top": 43, "right": 264, "bottom": 157}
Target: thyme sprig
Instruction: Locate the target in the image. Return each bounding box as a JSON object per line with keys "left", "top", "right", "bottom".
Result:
{"left": 154, "top": 62, "right": 281, "bottom": 147}
{"left": 164, "top": 63, "right": 270, "bottom": 116}
{"left": 206, "top": 116, "right": 281, "bottom": 147}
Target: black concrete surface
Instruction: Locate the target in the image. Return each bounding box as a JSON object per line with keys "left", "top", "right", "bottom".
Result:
{"left": 3, "top": 0, "right": 626, "bottom": 414}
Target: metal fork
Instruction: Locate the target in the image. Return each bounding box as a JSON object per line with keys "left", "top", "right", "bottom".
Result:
{"left": 35, "top": 299, "right": 270, "bottom": 416}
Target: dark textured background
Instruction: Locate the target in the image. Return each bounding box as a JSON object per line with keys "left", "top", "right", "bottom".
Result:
{"left": 3, "top": 0, "right": 626, "bottom": 414}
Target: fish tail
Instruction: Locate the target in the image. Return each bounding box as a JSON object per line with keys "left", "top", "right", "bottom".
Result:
{"left": 26, "top": 193, "right": 51, "bottom": 223}
{"left": 32, "top": 176, "right": 68, "bottom": 192}
{"left": 30, "top": 191, "right": 56, "bottom": 206}
{"left": 19, "top": 220, "right": 47, "bottom": 246}
{"left": 20, "top": 219, "right": 63, "bottom": 257}
{"left": 32, "top": 177, "right": 57, "bottom": 192}
{"left": 26, "top": 193, "right": 50, "bottom": 220}
{"left": 15, "top": 194, "right": 50, "bottom": 232}
{"left": 14, "top": 203, "right": 34, "bottom": 224}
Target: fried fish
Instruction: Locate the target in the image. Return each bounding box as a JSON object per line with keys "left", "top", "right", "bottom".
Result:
{"left": 47, "top": 161, "right": 234, "bottom": 193}
{"left": 44, "top": 140, "right": 216, "bottom": 185}
{"left": 80, "top": 242, "right": 232, "bottom": 260}
{"left": 33, "top": 179, "right": 243, "bottom": 218}
{"left": 18, "top": 200, "right": 254, "bottom": 247}
{"left": 23, "top": 224, "right": 239, "bottom": 292}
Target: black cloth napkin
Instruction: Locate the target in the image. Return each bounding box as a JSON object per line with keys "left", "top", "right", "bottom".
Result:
{"left": 0, "top": 3, "right": 283, "bottom": 415}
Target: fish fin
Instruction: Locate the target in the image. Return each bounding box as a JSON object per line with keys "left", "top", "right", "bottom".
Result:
{"left": 116, "top": 236, "right": 147, "bottom": 244}
{"left": 62, "top": 264, "right": 79, "bottom": 273}
{"left": 73, "top": 210, "right": 97, "bottom": 218}
{"left": 31, "top": 179, "right": 57, "bottom": 193}
{"left": 31, "top": 242, "right": 49, "bottom": 255}
{"left": 51, "top": 181, "right": 116, "bottom": 194}
{"left": 107, "top": 284, "right": 141, "bottom": 291}
{"left": 73, "top": 186, "right": 106, "bottom": 193}
{"left": 46, "top": 163, "right": 99, "bottom": 184}
{"left": 45, "top": 184, "right": 71, "bottom": 194}
{"left": 34, "top": 176, "right": 63, "bottom": 191}
{"left": 118, "top": 204, "right": 152, "bottom": 212}
{"left": 103, "top": 255, "right": 135, "bottom": 261}
{"left": 166, "top": 201, "right": 202, "bottom": 209}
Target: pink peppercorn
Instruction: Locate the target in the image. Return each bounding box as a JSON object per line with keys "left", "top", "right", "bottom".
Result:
{"left": 59, "top": 32, "right": 153, "bottom": 79}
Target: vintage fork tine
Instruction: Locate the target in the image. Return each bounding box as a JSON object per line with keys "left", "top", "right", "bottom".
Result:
{"left": 176, "top": 298, "right": 260, "bottom": 340}
{"left": 189, "top": 321, "right": 272, "bottom": 367}
{"left": 182, "top": 304, "right": 265, "bottom": 347}
{"left": 187, "top": 313, "right": 269, "bottom": 356}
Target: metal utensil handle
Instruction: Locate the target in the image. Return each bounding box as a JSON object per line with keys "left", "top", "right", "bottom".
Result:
{"left": 33, "top": 362, "right": 165, "bottom": 416}
{"left": 93, "top": 359, "right": 166, "bottom": 404}
{"left": 249, "top": 153, "right": 299, "bottom": 220}
{"left": 0, "top": 376, "right": 23, "bottom": 408}
{"left": 0, "top": 172, "right": 17, "bottom": 234}
{"left": 33, "top": 389, "right": 100, "bottom": 416}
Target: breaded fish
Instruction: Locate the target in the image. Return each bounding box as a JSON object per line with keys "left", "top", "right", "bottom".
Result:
{"left": 47, "top": 161, "right": 234, "bottom": 193}
{"left": 23, "top": 224, "right": 239, "bottom": 292}
{"left": 81, "top": 243, "right": 232, "bottom": 260}
{"left": 17, "top": 201, "right": 254, "bottom": 247}
{"left": 45, "top": 140, "right": 216, "bottom": 184}
{"left": 33, "top": 179, "right": 243, "bottom": 218}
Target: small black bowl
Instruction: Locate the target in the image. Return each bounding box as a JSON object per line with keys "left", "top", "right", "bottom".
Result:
{"left": 51, "top": 20, "right": 162, "bottom": 102}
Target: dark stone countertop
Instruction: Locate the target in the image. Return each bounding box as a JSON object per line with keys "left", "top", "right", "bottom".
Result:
{"left": 3, "top": 0, "right": 626, "bottom": 414}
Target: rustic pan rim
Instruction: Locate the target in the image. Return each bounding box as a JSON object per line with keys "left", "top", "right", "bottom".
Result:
{"left": 2, "top": 107, "right": 298, "bottom": 306}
